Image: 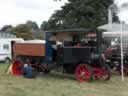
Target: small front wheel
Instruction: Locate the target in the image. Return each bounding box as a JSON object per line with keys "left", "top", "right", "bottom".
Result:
{"left": 100, "top": 64, "right": 111, "bottom": 80}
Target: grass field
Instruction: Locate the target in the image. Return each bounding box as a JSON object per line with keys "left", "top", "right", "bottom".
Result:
{"left": 0, "top": 64, "right": 128, "bottom": 96}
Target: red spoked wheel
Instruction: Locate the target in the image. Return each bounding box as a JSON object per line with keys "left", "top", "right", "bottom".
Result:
{"left": 12, "top": 60, "right": 23, "bottom": 76}
{"left": 98, "top": 64, "right": 111, "bottom": 80}
{"left": 75, "top": 64, "right": 93, "bottom": 82}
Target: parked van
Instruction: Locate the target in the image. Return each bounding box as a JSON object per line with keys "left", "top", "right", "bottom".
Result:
{"left": 0, "top": 38, "right": 24, "bottom": 63}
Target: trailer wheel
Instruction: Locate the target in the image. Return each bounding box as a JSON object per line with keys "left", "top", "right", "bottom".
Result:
{"left": 100, "top": 64, "right": 111, "bottom": 80}
{"left": 75, "top": 64, "right": 93, "bottom": 82}
{"left": 5, "top": 58, "right": 11, "bottom": 64}
{"left": 12, "top": 60, "right": 23, "bottom": 76}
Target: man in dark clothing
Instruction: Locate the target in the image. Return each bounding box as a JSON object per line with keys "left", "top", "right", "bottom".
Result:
{"left": 23, "top": 64, "right": 33, "bottom": 78}
{"left": 98, "top": 41, "right": 107, "bottom": 67}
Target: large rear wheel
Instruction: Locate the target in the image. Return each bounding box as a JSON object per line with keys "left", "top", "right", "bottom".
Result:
{"left": 75, "top": 64, "right": 93, "bottom": 82}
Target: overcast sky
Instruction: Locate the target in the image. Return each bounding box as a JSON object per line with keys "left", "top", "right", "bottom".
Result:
{"left": 0, "top": 0, "right": 128, "bottom": 28}
{"left": 0, "top": 0, "right": 67, "bottom": 28}
{"left": 115, "top": 0, "right": 128, "bottom": 22}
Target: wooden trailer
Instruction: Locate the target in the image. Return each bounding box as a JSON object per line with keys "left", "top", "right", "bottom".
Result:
{"left": 11, "top": 40, "right": 47, "bottom": 76}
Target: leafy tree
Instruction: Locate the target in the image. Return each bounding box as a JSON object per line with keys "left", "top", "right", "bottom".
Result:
{"left": 0, "top": 21, "right": 41, "bottom": 39}
{"left": 26, "top": 21, "right": 40, "bottom": 39}
{"left": 26, "top": 21, "right": 40, "bottom": 31}
{"left": 13, "top": 24, "right": 32, "bottom": 40}
{"left": 0, "top": 25, "right": 13, "bottom": 32}
{"left": 40, "top": 21, "right": 49, "bottom": 31}
{"left": 42, "top": 0, "right": 118, "bottom": 30}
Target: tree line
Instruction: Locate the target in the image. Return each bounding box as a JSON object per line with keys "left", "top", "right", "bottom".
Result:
{"left": 0, "top": 21, "right": 41, "bottom": 40}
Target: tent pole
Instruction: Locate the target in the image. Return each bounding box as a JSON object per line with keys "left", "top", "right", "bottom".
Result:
{"left": 120, "top": 21, "right": 124, "bottom": 81}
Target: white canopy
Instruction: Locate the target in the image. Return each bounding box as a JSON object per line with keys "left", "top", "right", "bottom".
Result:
{"left": 103, "top": 31, "right": 128, "bottom": 38}
{"left": 98, "top": 23, "right": 128, "bottom": 32}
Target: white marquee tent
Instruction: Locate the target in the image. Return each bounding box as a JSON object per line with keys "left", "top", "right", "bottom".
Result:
{"left": 98, "top": 23, "right": 128, "bottom": 32}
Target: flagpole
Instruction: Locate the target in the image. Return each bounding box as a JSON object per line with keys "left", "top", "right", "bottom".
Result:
{"left": 120, "top": 21, "right": 124, "bottom": 81}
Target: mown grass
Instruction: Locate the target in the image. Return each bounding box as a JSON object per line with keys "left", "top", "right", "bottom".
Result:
{"left": 0, "top": 64, "right": 128, "bottom": 96}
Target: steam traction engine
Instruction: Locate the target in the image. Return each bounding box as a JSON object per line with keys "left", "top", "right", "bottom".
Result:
{"left": 12, "top": 29, "right": 111, "bottom": 82}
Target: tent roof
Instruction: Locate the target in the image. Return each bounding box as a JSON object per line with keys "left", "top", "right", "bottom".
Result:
{"left": 98, "top": 23, "right": 128, "bottom": 31}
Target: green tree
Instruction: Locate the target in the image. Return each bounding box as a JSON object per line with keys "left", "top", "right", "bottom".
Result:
{"left": 13, "top": 24, "right": 32, "bottom": 40}
{"left": 42, "top": 0, "right": 118, "bottom": 30}
{"left": 0, "top": 21, "right": 41, "bottom": 39}
{"left": 26, "top": 21, "right": 40, "bottom": 39}
{"left": 26, "top": 21, "right": 39, "bottom": 31}
{"left": 0, "top": 25, "right": 13, "bottom": 32}
{"left": 40, "top": 21, "right": 49, "bottom": 31}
